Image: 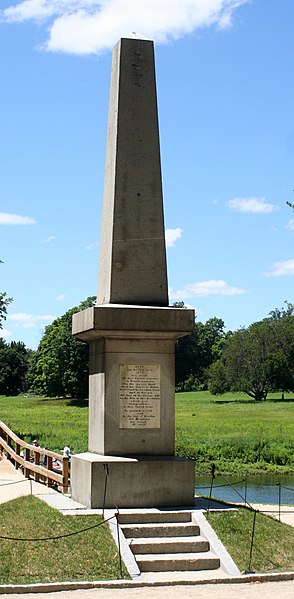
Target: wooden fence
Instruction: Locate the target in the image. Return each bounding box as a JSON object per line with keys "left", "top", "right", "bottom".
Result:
{"left": 0, "top": 420, "right": 69, "bottom": 493}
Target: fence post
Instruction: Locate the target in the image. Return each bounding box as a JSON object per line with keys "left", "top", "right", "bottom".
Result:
{"left": 277, "top": 483, "right": 281, "bottom": 522}
{"left": 34, "top": 451, "right": 40, "bottom": 482}
{"left": 7, "top": 435, "right": 14, "bottom": 464}
{"left": 207, "top": 463, "right": 216, "bottom": 517}
{"left": 244, "top": 476, "right": 248, "bottom": 506}
{"left": 247, "top": 509, "right": 257, "bottom": 573}
{"left": 47, "top": 455, "right": 53, "bottom": 487}
{"left": 15, "top": 443, "right": 21, "bottom": 469}
{"left": 24, "top": 448, "right": 31, "bottom": 478}
{"left": 62, "top": 457, "right": 69, "bottom": 494}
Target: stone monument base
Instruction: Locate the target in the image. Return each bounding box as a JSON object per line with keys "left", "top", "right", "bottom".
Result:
{"left": 71, "top": 453, "right": 195, "bottom": 508}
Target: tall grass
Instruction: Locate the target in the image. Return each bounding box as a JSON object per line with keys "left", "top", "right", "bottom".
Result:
{"left": 175, "top": 391, "right": 294, "bottom": 474}
{"left": 0, "top": 395, "right": 88, "bottom": 454}
{"left": 1, "top": 391, "right": 293, "bottom": 474}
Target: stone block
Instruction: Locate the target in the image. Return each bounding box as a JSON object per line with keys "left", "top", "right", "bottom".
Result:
{"left": 71, "top": 453, "right": 195, "bottom": 508}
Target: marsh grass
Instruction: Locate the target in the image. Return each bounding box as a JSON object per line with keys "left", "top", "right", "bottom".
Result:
{"left": 0, "top": 495, "right": 128, "bottom": 584}
{"left": 208, "top": 507, "right": 294, "bottom": 573}
{"left": 0, "top": 394, "right": 88, "bottom": 454}
{"left": 175, "top": 391, "right": 294, "bottom": 474}
{"left": 0, "top": 391, "right": 293, "bottom": 474}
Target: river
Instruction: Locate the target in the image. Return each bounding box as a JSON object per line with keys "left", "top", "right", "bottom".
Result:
{"left": 195, "top": 473, "right": 294, "bottom": 505}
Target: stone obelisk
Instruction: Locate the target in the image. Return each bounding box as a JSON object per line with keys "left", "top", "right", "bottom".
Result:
{"left": 71, "top": 37, "right": 195, "bottom": 508}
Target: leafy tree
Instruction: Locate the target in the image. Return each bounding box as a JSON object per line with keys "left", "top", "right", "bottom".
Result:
{"left": 0, "top": 261, "right": 12, "bottom": 330}
{"left": 0, "top": 340, "right": 30, "bottom": 395}
{"left": 175, "top": 316, "right": 229, "bottom": 391}
{"left": 28, "top": 297, "right": 96, "bottom": 398}
{"left": 0, "top": 292, "right": 12, "bottom": 330}
{"left": 208, "top": 305, "right": 294, "bottom": 400}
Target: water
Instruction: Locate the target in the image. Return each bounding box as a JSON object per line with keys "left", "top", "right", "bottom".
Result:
{"left": 195, "top": 473, "right": 294, "bottom": 505}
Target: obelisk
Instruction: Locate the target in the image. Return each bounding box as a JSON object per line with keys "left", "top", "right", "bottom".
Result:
{"left": 71, "top": 38, "right": 195, "bottom": 508}
{"left": 97, "top": 38, "right": 168, "bottom": 307}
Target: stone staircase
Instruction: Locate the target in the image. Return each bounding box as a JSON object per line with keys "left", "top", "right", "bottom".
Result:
{"left": 117, "top": 510, "right": 222, "bottom": 575}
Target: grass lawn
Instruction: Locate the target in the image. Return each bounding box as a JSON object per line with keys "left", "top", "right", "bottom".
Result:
{"left": 208, "top": 507, "right": 294, "bottom": 573}
{"left": 175, "top": 391, "right": 294, "bottom": 474}
{"left": 0, "top": 394, "right": 89, "bottom": 455}
{"left": 0, "top": 391, "right": 293, "bottom": 474}
{"left": 0, "top": 495, "right": 128, "bottom": 584}
{"left": 0, "top": 496, "right": 293, "bottom": 583}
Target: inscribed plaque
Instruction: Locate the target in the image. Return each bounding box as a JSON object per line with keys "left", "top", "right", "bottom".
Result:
{"left": 119, "top": 364, "right": 160, "bottom": 429}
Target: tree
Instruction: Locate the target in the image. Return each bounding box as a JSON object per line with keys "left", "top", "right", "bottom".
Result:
{"left": 28, "top": 297, "right": 96, "bottom": 398}
{"left": 0, "top": 261, "right": 12, "bottom": 330}
{"left": 0, "top": 292, "right": 12, "bottom": 330}
{"left": 208, "top": 306, "right": 294, "bottom": 400}
{"left": 175, "top": 316, "right": 230, "bottom": 391}
{"left": 0, "top": 340, "right": 30, "bottom": 395}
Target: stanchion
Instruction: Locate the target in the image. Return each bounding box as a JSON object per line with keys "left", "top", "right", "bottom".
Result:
{"left": 207, "top": 463, "right": 216, "bottom": 517}
{"left": 277, "top": 482, "right": 281, "bottom": 522}
{"left": 244, "top": 476, "right": 248, "bottom": 506}
{"left": 247, "top": 509, "right": 257, "bottom": 573}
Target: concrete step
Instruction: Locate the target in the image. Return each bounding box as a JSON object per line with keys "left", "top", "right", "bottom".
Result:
{"left": 118, "top": 511, "right": 192, "bottom": 524}
{"left": 121, "top": 522, "right": 200, "bottom": 538}
{"left": 136, "top": 551, "right": 221, "bottom": 572}
{"left": 130, "top": 535, "right": 209, "bottom": 554}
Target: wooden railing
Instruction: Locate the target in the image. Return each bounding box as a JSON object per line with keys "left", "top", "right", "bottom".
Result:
{"left": 0, "top": 420, "right": 69, "bottom": 493}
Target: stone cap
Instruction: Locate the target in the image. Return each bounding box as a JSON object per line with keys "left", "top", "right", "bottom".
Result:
{"left": 72, "top": 304, "right": 194, "bottom": 341}
{"left": 72, "top": 452, "right": 193, "bottom": 464}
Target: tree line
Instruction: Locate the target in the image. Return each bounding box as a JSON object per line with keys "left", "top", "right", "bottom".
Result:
{"left": 0, "top": 293, "right": 293, "bottom": 400}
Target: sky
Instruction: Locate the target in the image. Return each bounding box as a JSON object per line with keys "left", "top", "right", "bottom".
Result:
{"left": 0, "top": 0, "right": 293, "bottom": 350}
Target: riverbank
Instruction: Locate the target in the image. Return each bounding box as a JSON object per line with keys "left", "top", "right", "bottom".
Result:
{"left": 195, "top": 472, "right": 294, "bottom": 505}
{"left": 175, "top": 391, "right": 294, "bottom": 475}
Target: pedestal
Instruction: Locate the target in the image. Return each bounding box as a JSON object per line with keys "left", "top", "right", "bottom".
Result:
{"left": 71, "top": 453, "right": 195, "bottom": 508}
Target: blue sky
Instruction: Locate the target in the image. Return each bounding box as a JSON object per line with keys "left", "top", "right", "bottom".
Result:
{"left": 0, "top": 0, "right": 293, "bottom": 350}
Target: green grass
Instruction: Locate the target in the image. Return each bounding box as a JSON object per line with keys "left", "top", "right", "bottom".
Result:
{"left": 0, "top": 391, "right": 293, "bottom": 474}
{"left": 0, "top": 395, "right": 88, "bottom": 455}
{"left": 0, "top": 495, "right": 128, "bottom": 584}
{"left": 175, "top": 391, "right": 294, "bottom": 474}
{"left": 208, "top": 507, "right": 294, "bottom": 573}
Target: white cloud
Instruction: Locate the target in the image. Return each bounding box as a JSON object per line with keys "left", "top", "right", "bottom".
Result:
{"left": 170, "top": 279, "right": 247, "bottom": 299}
{"left": 56, "top": 293, "right": 66, "bottom": 301}
{"left": 0, "top": 1, "right": 249, "bottom": 55}
{"left": 1, "top": 327, "right": 12, "bottom": 339}
{"left": 227, "top": 197, "right": 278, "bottom": 214}
{"left": 286, "top": 219, "right": 294, "bottom": 231}
{"left": 165, "top": 227, "right": 182, "bottom": 248}
{"left": 266, "top": 259, "right": 294, "bottom": 277}
{"left": 0, "top": 212, "right": 36, "bottom": 225}
{"left": 7, "top": 313, "right": 55, "bottom": 328}
{"left": 42, "top": 235, "right": 56, "bottom": 243}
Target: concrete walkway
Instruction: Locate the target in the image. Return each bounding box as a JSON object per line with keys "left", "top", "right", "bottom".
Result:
{"left": 0, "top": 456, "right": 58, "bottom": 503}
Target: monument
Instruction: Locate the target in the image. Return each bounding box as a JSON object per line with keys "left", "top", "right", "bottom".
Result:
{"left": 71, "top": 37, "right": 195, "bottom": 508}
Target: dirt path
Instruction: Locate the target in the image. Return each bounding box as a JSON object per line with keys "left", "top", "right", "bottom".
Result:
{"left": 1, "top": 581, "right": 294, "bottom": 599}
